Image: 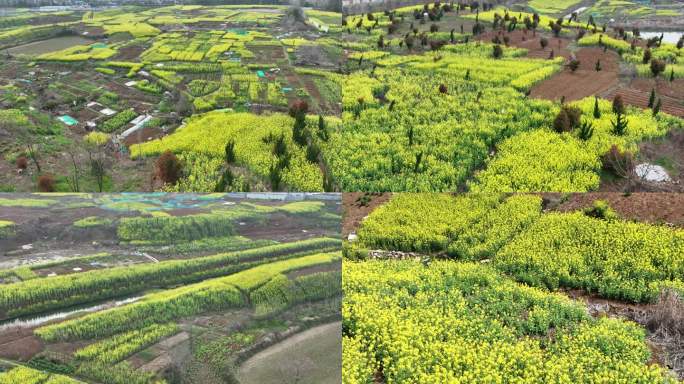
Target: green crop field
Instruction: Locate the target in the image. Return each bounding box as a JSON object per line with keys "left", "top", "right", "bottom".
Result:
{"left": 2, "top": 1, "right": 683, "bottom": 193}
{"left": 343, "top": 192, "right": 684, "bottom": 383}
{"left": 0, "top": 193, "right": 342, "bottom": 384}
{"left": 0, "top": 4, "right": 344, "bottom": 193}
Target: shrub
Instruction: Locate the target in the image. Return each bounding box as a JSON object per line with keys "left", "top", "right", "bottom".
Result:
{"left": 602, "top": 145, "right": 634, "bottom": 178}
{"left": 16, "top": 156, "right": 28, "bottom": 170}
{"left": 540, "top": 37, "right": 548, "bottom": 49}
{"left": 155, "top": 150, "right": 183, "bottom": 185}
{"left": 612, "top": 95, "right": 625, "bottom": 115}
{"left": 650, "top": 59, "right": 666, "bottom": 77}
{"left": 85, "top": 131, "right": 110, "bottom": 146}
{"left": 288, "top": 99, "right": 309, "bottom": 117}
{"left": 653, "top": 98, "right": 662, "bottom": 117}
{"left": 611, "top": 112, "right": 629, "bottom": 135}
{"left": 577, "top": 120, "right": 594, "bottom": 140}
{"left": 648, "top": 88, "right": 656, "bottom": 108}
{"left": 37, "top": 174, "right": 56, "bottom": 192}
{"left": 492, "top": 44, "right": 503, "bottom": 58}
{"left": 553, "top": 105, "right": 581, "bottom": 132}
{"left": 225, "top": 140, "right": 236, "bottom": 163}
{"left": 583, "top": 200, "right": 619, "bottom": 221}
{"left": 642, "top": 48, "right": 651, "bottom": 64}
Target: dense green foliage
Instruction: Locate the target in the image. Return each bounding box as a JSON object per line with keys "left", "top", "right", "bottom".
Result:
{"left": 357, "top": 193, "right": 501, "bottom": 252}
{"left": 75, "top": 323, "right": 179, "bottom": 364}
{"left": 100, "top": 109, "right": 136, "bottom": 133}
{"left": 0, "top": 366, "right": 80, "bottom": 384}
{"left": 343, "top": 260, "right": 677, "bottom": 383}
{"left": 36, "top": 252, "right": 341, "bottom": 341}
{"left": 117, "top": 213, "right": 234, "bottom": 243}
{"left": 496, "top": 212, "right": 684, "bottom": 302}
{"left": 0, "top": 238, "right": 340, "bottom": 318}
{"left": 357, "top": 193, "right": 684, "bottom": 302}
{"left": 327, "top": 62, "right": 559, "bottom": 191}
{"left": 250, "top": 270, "right": 341, "bottom": 316}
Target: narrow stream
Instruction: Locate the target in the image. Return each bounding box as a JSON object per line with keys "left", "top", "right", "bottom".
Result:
{"left": 0, "top": 296, "right": 142, "bottom": 332}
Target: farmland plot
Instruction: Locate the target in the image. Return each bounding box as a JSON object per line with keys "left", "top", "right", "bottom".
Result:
{"left": 0, "top": 192, "right": 342, "bottom": 384}
{"left": 343, "top": 192, "right": 684, "bottom": 383}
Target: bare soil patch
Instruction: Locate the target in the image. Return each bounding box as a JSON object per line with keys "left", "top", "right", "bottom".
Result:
{"left": 530, "top": 47, "right": 619, "bottom": 102}
{"left": 0, "top": 328, "right": 43, "bottom": 361}
{"left": 545, "top": 192, "right": 684, "bottom": 226}
{"left": 342, "top": 193, "right": 392, "bottom": 237}
{"left": 629, "top": 78, "right": 684, "bottom": 101}
{"left": 114, "top": 44, "right": 146, "bottom": 61}
{"left": 478, "top": 30, "right": 572, "bottom": 59}
{"left": 246, "top": 45, "right": 285, "bottom": 62}
{"left": 237, "top": 321, "right": 341, "bottom": 384}
{"left": 606, "top": 87, "right": 684, "bottom": 118}
{"left": 235, "top": 212, "right": 335, "bottom": 243}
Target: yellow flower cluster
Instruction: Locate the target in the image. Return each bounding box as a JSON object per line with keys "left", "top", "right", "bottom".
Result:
{"left": 343, "top": 260, "right": 678, "bottom": 384}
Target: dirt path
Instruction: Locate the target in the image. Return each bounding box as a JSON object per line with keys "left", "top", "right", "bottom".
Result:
{"left": 237, "top": 321, "right": 341, "bottom": 384}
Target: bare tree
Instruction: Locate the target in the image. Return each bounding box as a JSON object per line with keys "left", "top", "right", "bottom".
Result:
{"left": 67, "top": 151, "right": 81, "bottom": 192}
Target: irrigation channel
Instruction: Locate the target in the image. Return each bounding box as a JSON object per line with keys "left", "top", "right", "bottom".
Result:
{"left": 0, "top": 295, "right": 142, "bottom": 332}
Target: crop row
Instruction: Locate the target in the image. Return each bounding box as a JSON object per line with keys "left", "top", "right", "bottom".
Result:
{"left": 250, "top": 270, "right": 342, "bottom": 316}
{"left": 497, "top": 211, "right": 684, "bottom": 302}
{"left": 74, "top": 322, "right": 179, "bottom": 364}
{"left": 100, "top": 109, "right": 136, "bottom": 133}
{"left": 0, "top": 237, "right": 341, "bottom": 318}
{"left": 343, "top": 260, "right": 677, "bottom": 383}
{"left": 356, "top": 193, "right": 684, "bottom": 302}
{"left": 0, "top": 366, "right": 79, "bottom": 384}
{"left": 117, "top": 213, "right": 235, "bottom": 243}
{"left": 36, "top": 252, "right": 341, "bottom": 341}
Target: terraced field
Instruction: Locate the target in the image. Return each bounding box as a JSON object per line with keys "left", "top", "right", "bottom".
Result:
{"left": 0, "top": 193, "right": 342, "bottom": 384}
{"left": 0, "top": 5, "right": 343, "bottom": 193}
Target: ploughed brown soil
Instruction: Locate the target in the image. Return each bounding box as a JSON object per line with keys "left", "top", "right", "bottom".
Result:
{"left": 114, "top": 44, "right": 146, "bottom": 61}
{"left": 630, "top": 78, "right": 684, "bottom": 101}
{"left": 543, "top": 192, "right": 684, "bottom": 227}
{"left": 0, "top": 327, "right": 44, "bottom": 361}
{"left": 235, "top": 212, "right": 336, "bottom": 243}
{"left": 342, "top": 193, "right": 392, "bottom": 237}
{"left": 530, "top": 47, "right": 620, "bottom": 102}
{"left": 605, "top": 87, "right": 684, "bottom": 118}
{"left": 477, "top": 29, "right": 572, "bottom": 59}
